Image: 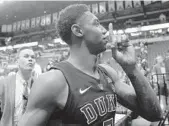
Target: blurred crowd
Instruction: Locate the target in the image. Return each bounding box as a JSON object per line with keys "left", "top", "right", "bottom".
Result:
{"left": 1, "top": 40, "right": 169, "bottom": 98}
{"left": 0, "top": 38, "right": 169, "bottom": 125}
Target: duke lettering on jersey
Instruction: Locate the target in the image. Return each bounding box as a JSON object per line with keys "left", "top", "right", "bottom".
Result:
{"left": 80, "top": 94, "right": 116, "bottom": 125}
{"left": 80, "top": 103, "right": 98, "bottom": 124}
{"left": 94, "top": 96, "right": 107, "bottom": 116}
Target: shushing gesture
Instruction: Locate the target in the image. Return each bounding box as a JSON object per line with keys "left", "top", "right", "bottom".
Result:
{"left": 108, "top": 23, "right": 136, "bottom": 68}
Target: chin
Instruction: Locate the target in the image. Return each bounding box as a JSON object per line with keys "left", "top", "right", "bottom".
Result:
{"left": 96, "top": 48, "right": 106, "bottom": 55}
{"left": 101, "top": 46, "right": 107, "bottom": 52}
{"left": 24, "top": 68, "right": 33, "bottom": 71}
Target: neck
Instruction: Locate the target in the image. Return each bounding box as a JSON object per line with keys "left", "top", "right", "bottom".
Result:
{"left": 67, "top": 45, "right": 98, "bottom": 75}
{"left": 18, "top": 69, "right": 32, "bottom": 81}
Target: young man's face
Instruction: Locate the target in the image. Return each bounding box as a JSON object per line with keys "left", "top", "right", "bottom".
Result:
{"left": 17, "top": 49, "right": 36, "bottom": 71}
{"left": 78, "top": 11, "right": 108, "bottom": 55}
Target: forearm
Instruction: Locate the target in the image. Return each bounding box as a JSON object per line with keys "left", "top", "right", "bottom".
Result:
{"left": 123, "top": 65, "right": 162, "bottom": 121}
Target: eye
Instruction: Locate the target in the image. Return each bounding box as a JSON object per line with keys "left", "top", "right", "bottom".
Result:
{"left": 93, "top": 19, "right": 100, "bottom": 27}
{"left": 95, "top": 21, "right": 100, "bottom": 27}
{"left": 31, "top": 55, "right": 35, "bottom": 59}
{"left": 24, "top": 54, "right": 29, "bottom": 58}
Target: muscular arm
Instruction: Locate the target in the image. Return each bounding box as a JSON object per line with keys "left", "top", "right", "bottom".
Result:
{"left": 18, "top": 70, "right": 68, "bottom": 126}
{"left": 100, "top": 64, "right": 162, "bottom": 121}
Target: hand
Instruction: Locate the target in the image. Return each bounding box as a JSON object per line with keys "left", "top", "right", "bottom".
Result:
{"left": 108, "top": 23, "right": 136, "bottom": 69}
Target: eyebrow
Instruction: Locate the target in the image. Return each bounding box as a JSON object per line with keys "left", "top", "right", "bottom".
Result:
{"left": 93, "top": 18, "right": 99, "bottom": 22}
{"left": 23, "top": 53, "right": 35, "bottom": 56}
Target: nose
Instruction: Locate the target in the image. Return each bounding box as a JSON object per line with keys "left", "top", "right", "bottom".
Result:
{"left": 28, "top": 58, "right": 33, "bottom": 62}
{"left": 101, "top": 25, "right": 107, "bottom": 35}
{"left": 28, "top": 56, "right": 33, "bottom": 61}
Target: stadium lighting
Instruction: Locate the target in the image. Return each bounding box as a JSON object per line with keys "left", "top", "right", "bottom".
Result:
{"left": 117, "top": 30, "right": 124, "bottom": 34}
{"left": 6, "top": 45, "right": 13, "bottom": 50}
{"left": 38, "top": 45, "right": 44, "bottom": 48}
{"left": 0, "top": 0, "right": 4, "bottom": 4}
{"left": 0, "top": 47, "right": 6, "bottom": 51}
{"left": 125, "top": 28, "right": 139, "bottom": 33}
{"left": 55, "top": 38, "right": 67, "bottom": 45}
{"left": 130, "top": 32, "right": 141, "bottom": 37}
{"left": 141, "top": 23, "right": 169, "bottom": 31}
{"left": 54, "top": 38, "right": 61, "bottom": 44}
{"left": 157, "top": 29, "right": 162, "bottom": 33}
{"left": 47, "top": 43, "right": 54, "bottom": 47}
{"left": 13, "top": 42, "right": 38, "bottom": 49}
{"left": 60, "top": 40, "right": 67, "bottom": 45}
{"left": 0, "top": 42, "right": 38, "bottom": 51}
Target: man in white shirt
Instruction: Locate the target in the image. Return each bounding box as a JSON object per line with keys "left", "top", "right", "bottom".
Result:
{"left": 152, "top": 55, "right": 167, "bottom": 112}
{"left": 0, "top": 47, "right": 37, "bottom": 126}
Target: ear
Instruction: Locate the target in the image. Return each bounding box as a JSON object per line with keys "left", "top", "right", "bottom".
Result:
{"left": 71, "top": 24, "right": 83, "bottom": 37}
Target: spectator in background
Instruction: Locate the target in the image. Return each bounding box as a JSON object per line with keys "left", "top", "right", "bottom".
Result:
{"left": 0, "top": 47, "right": 38, "bottom": 126}
{"left": 164, "top": 49, "right": 169, "bottom": 76}
{"left": 152, "top": 55, "right": 167, "bottom": 112}
{"left": 152, "top": 56, "right": 166, "bottom": 83}
{"left": 141, "top": 59, "right": 150, "bottom": 77}
{"left": 59, "top": 51, "right": 70, "bottom": 62}
{"left": 136, "top": 42, "right": 149, "bottom": 77}
{"left": 32, "top": 63, "right": 42, "bottom": 78}
{"left": 137, "top": 56, "right": 146, "bottom": 76}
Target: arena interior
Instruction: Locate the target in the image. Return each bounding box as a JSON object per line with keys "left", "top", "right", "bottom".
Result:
{"left": 0, "top": 0, "right": 169, "bottom": 126}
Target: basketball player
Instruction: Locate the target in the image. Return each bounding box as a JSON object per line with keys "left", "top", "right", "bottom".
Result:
{"left": 18, "top": 4, "right": 162, "bottom": 126}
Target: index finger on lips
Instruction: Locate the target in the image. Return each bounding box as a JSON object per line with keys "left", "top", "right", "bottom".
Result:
{"left": 108, "top": 23, "right": 117, "bottom": 48}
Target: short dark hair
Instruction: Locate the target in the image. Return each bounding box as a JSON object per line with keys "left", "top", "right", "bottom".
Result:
{"left": 57, "top": 4, "right": 89, "bottom": 45}
{"left": 17, "top": 46, "right": 33, "bottom": 58}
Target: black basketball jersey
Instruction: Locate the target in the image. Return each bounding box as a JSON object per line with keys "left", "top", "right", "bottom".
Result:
{"left": 48, "top": 61, "right": 117, "bottom": 126}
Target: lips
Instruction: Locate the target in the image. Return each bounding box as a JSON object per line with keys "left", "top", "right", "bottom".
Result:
{"left": 104, "top": 40, "right": 108, "bottom": 45}
{"left": 103, "top": 37, "right": 109, "bottom": 44}
{"left": 28, "top": 63, "right": 33, "bottom": 66}
{"left": 103, "top": 33, "right": 109, "bottom": 43}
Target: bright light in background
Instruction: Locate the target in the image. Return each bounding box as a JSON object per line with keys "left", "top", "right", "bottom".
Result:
{"left": 141, "top": 23, "right": 169, "bottom": 31}
{"left": 0, "top": 0, "right": 4, "bottom": 4}
{"left": 53, "top": 38, "right": 61, "bottom": 44}
{"left": 117, "top": 30, "right": 124, "bottom": 34}
{"left": 13, "top": 42, "right": 38, "bottom": 49}
{"left": 130, "top": 32, "right": 141, "bottom": 37}
{"left": 125, "top": 27, "right": 139, "bottom": 33}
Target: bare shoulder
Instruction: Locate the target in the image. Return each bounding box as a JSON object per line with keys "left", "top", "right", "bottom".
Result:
{"left": 36, "top": 69, "right": 67, "bottom": 90}
{"left": 29, "top": 69, "right": 68, "bottom": 106}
